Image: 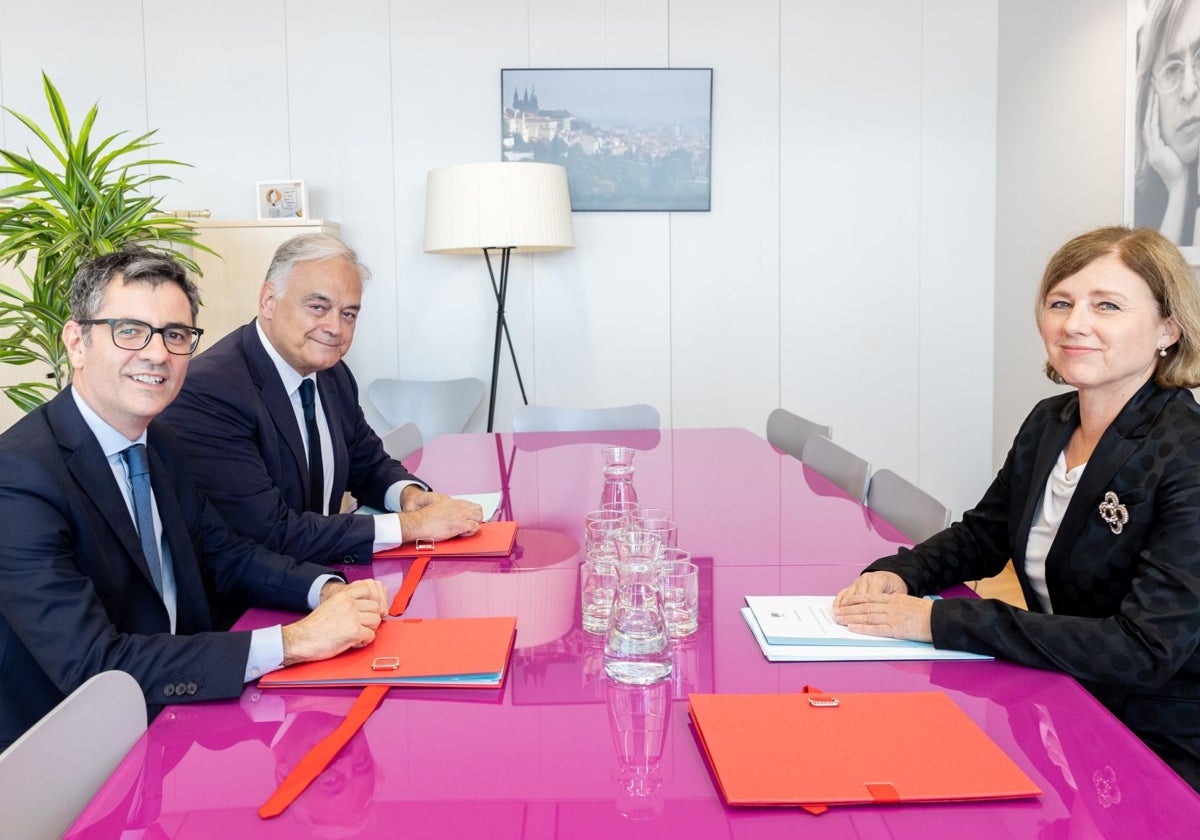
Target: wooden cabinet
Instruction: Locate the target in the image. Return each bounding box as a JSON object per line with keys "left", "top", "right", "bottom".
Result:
{"left": 187, "top": 218, "right": 340, "bottom": 350}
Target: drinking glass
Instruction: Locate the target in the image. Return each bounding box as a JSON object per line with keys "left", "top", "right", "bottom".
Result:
{"left": 580, "top": 560, "right": 619, "bottom": 635}
{"left": 630, "top": 507, "right": 671, "bottom": 527}
{"left": 584, "top": 509, "right": 626, "bottom": 554}
{"left": 601, "top": 500, "right": 639, "bottom": 521}
{"left": 604, "top": 582, "right": 672, "bottom": 684}
{"left": 613, "top": 530, "right": 663, "bottom": 586}
{"left": 658, "top": 557, "right": 699, "bottom": 637}
{"left": 635, "top": 516, "right": 677, "bottom": 548}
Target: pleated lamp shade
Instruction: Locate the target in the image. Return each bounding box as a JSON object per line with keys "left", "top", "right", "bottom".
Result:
{"left": 423, "top": 162, "right": 574, "bottom": 254}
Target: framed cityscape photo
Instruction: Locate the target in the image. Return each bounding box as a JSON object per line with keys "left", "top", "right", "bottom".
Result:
{"left": 501, "top": 67, "right": 713, "bottom": 212}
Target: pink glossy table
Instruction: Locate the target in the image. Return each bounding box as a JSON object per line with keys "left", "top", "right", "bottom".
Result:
{"left": 67, "top": 428, "right": 1200, "bottom": 838}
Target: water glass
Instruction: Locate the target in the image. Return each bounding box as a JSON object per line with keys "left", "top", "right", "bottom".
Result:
{"left": 601, "top": 500, "right": 639, "bottom": 521}
{"left": 584, "top": 509, "right": 626, "bottom": 554}
{"left": 635, "top": 516, "right": 677, "bottom": 548}
{"left": 613, "top": 530, "right": 663, "bottom": 585}
{"left": 581, "top": 560, "right": 619, "bottom": 635}
{"left": 630, "top": 507, "right": 671, "bottom": 527}
{"left": 658, "top": 557, "right": 699, "bottom": 637}
{"left": 604, "top": 582, "right": 672, "bottom": 684}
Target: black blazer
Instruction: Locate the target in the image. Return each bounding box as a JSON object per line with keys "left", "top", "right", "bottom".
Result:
{"left": 0, "top": 389, "right": 325, "bottom": 749}
{"left": 163, "top": 322, "right": 424, "bottom": 565}
{"left": 867, "top": 380, "right": 1200, "bottom": 789}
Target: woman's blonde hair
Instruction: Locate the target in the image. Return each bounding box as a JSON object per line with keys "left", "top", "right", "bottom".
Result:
{"left": 1037, "top": 226, "right": 1200, "bottom": 389}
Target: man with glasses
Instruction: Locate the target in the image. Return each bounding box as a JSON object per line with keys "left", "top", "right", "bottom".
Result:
{"left": 163, "top": 233, "right": 481, "bottom": 576}
{"left": 1135, "top": 0, "right": 1200, "bottom": 245}
{"left": 0, "top": 247, "right": 388, "bottom": 750}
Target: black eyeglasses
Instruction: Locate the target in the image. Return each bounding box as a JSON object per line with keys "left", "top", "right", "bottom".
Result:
{"left": 77, "top": 318, "right": 204, "bottom": 355}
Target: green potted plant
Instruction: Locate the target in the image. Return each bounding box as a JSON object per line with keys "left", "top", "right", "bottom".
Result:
{"left": 0, "top": 72, "right": 209, "bottom": 412}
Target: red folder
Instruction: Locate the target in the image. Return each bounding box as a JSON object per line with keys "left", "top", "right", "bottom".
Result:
{"left": 258, "top": 616, "right": 517, "bottom": 688}
{"left": 372, "top": 520, "right": 518, "bottom": 560}
{"left": 688, "top": 690, "right": 1040, "bottom": 813}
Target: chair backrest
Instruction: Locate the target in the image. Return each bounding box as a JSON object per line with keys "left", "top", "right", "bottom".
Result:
{"left": 0, "top": 670, "right": 146, "bottom": 840}
{"left": 866, "top": 467, "right": 952, "bottom": 543}
{"left": 766, "top": 408, "right": 832, "bottom": 460}
{"left": 380, "top": 422, "right": 423, "bottom": 461}
{"left": 367, "top": 378, "right": 485, "bottom": 443}
{"left": 801, "top": 434, "right": 871, "bottom": 502}
{"left": 512, "top": 403, "right": 661, "bottom": 433}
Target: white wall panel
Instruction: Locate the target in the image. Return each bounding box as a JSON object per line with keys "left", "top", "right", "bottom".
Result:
{"left": 670, "top": 0, "right": 780, "bottom": 432}
{"left": 917, "top": 0, "right": 998, "bottom": 516}
{"left": 0, "top": 1, "right": 147, "bottom": 182}
{"left": 284, "top": 0, "right": 396, "bottom": 398}
{"left": 143, "top": 1, "right": 290, "bottom": 220}
{"left": 781, "top": 1, "right": 922, "bottom": 484}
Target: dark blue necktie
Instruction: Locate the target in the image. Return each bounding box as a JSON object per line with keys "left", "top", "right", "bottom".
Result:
{"left": 299, "top": 379, "right": 325, "bottom": 514}
{"left": 123, "top": 444, "right": 163, "bottom": 595}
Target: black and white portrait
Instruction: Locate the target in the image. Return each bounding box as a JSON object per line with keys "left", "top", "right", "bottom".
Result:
{"left": 1130, "top": 0, "right": 1200, "bottom": 252}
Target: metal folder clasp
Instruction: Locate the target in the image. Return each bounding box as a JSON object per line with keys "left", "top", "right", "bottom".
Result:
{"left": 371, "top": 656, "right": 400, "bottom": 671}
{"left": 807, "top": 695, "right": 839, "bottom": 707}
{"left": 415, "top": 539, "right": 435, "bottom": 552}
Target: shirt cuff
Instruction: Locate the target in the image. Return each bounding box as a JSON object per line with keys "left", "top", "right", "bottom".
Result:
{"left": 373, "top": 513, "right": 404, "bottom": 551}
{"left": 245, "top": 626, "right": 285, "bottom": 682}
{"left": 383, "top": 479, "right": 427, "bottom": 513}
{"left": 307, "top": 574, "right": 341, "bottom": 609}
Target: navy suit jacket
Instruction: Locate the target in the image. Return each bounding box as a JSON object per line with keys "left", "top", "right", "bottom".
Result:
{"left": 867, "top": 380, "right": 1200, "bottom": 790}
{"left": 0, "top": 389, "right": 326, "bottom": 749}
{"left": 162, "top": 322, "right": 424, "bottom": 565}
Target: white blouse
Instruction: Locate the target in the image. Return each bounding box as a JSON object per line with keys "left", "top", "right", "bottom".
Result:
{"left": 1024, "top": 451, "right": 1086, "bottom": 614}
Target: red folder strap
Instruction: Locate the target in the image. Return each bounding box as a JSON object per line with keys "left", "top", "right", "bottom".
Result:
{"left": 259, "top": 557, "right": 430, "bottom": 819}
{"left": 389, "top": 556, "right": 430, "bottom": 616}
{"left": 257, "top": 684, "right": 388, "bottom": 818}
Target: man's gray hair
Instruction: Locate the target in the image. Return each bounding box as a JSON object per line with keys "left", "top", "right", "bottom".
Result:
{"left": 263, "top": 233, "right": 371, "bottom": 295}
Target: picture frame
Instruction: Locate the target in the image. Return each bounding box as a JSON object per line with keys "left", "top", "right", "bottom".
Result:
{"left": 255, "top": 179, "right": 308, "bottom": 220}
{"left": 501, "top": 67, "right": 713, "bottom": 212}
{"left": 1125, "top": 0, "right": 1200, "bottom": 263}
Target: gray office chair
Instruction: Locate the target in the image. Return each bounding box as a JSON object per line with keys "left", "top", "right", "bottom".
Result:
{"left": 766, "top": 407, "right": 832, "bottom": 461}
{"left": 379, "top": 422, "right": 423, "bottom": 461}
{"left": 0, "top": 670, "right": 146, "bottom": 840}
{"left": 801, "top": 434, "right": 872, "bottom": 503}
{"left": 512, "top": 403, "right": 661, "bottom": 433}
{"left": 865, "top": 467, "right": 952, "bottom": 543}
{"left": 367, "top": 377, "right": 485, "bottom": 443}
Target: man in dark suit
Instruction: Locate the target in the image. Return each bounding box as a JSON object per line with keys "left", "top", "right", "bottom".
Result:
{"left": 0, "top": 248, "right": 388, "bottom": 750}
{"left": 163, "top": 233, "right": 480, "bottom": 567}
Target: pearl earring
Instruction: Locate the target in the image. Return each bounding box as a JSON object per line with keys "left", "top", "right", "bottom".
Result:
{"left": 1159, "top": 344, "right": 1168, "bottom": 358}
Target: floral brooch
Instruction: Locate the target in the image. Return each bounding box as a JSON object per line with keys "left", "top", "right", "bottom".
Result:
{"left": 1098, "top": 491, "right": 1128, "bottom": 535}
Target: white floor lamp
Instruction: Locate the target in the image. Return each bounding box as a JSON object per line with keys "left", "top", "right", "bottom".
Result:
{"left": 424, "top": 162, "right": 574, "bottom": 432}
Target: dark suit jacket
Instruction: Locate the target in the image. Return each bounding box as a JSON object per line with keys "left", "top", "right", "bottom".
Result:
{"left": 162, "top": 322, "right": 424, "bottom": 565}
{"left": 866, "top": 380, "right": 1200, "bottom": 790}
{"left": 0, "top": 389, "right": 326, "bottom": 750}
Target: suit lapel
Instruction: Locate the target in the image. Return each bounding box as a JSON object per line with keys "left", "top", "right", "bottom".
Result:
{"left": 243, "top": 323, "right": 313, "bottom": 501}
{"left": 1046, "top": 381, "right": 1169, "bottom": 570}
{"left": 1013, "top": 395, "right": 1077, "bottom": 571}
{"left": 48, "top": 390, "right": 163, "bottom": 594}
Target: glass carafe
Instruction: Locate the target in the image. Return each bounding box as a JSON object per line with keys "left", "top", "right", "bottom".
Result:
{"left": 600, "top": 446, "right": 638, "bottom": 510}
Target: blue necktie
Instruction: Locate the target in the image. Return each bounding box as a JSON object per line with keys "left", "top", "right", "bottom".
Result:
{"left": 123, "top": 444, "right": 164, "bottom": 595}
{"left": 299, "top": 379, "right": 325, "bottom": 514}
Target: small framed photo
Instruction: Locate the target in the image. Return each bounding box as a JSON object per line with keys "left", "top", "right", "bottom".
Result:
{"left": 255, "top": 179, "right": 308, "bottom": 220}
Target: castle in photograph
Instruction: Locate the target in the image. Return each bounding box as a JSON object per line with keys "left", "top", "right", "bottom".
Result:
{"left": 501, "top": 80, "right": 711, "bottom": 211}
